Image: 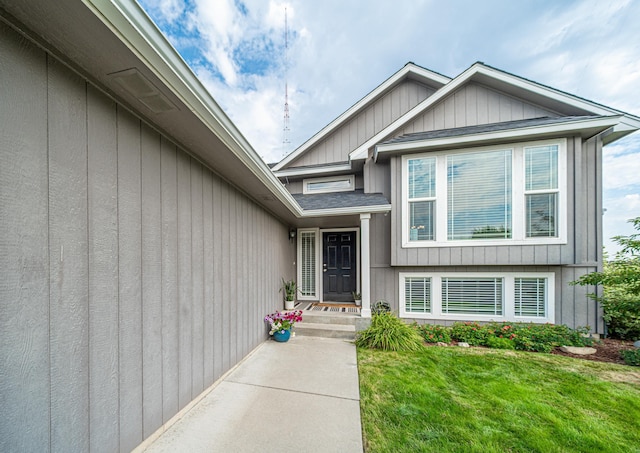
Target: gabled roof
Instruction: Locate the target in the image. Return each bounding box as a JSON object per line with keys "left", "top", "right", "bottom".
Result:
{"left": 374, "top": 115, "right": 622, "bottom": 160}
{"left": 349, "top": 62, "right": 640, "bottom": 161}
{"left": 272, "top": 62, "right": 451, "bottom": 171}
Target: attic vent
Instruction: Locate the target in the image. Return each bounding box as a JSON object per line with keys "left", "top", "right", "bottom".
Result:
{"left": 109, "top": 68, "right": 177, "bottom": 113}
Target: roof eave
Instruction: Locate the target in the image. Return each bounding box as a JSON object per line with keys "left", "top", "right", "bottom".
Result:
{"left": 374, "top": 116, "right": 623, "bottom": 160}
{"left": 300, "top": 204, "right": 392, "bottom": 218}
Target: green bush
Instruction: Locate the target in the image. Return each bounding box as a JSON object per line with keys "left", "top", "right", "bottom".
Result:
{"left": 449, "top": 322, "right": 594, "bottom": 353}
{"left": 419, "top": 324, "right": 452, "bottom": 343}
{"left": 485, "top": 335, "right": 516, "bottom": 350}
{"left": 621, "top": 349, "right": 640, "bottom": 367}
{"left": 450, "top": 322, "right": 489, "bottom": 345}
{"left": 601, "top": 288, "right": 640, "bottom": 340}
{"left": 355, "top": 312, "right": 424, "bottom": 351}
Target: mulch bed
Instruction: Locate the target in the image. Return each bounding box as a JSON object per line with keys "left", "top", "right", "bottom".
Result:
{"left": 551, "top": 338, "right": 637, "bottom": 365}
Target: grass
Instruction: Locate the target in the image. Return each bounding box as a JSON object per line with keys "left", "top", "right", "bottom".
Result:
{"left": 358, "top": 346, "right": 640, "bottom": 453}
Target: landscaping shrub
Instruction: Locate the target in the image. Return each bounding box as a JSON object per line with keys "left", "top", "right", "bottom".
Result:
{"left": 450, "top": 322, "right": 489, "bottom": 345}
{"left": 419, "top": 324, "right": 452, "bottom": 343}
{"left": 448, "top": 321, "right": 594, "bottom": 353}
{"left": 601, "top": 289, "right": 640, "bottom": 340}
{"left": 621, "top": 349, "right": 640, "bottom": 367}
{"left": 485, "top": 335, "right": 516, "bottom": 350}
{"left": 355, "top": 312, "right": 424, "bottom": 351}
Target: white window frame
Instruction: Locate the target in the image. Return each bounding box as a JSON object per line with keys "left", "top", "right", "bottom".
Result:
{"left": 303, "top": 175, "right": 355, "bottom": 194}
{"left": 401, "top": 139, "right": 567, "bottom": 247}
{"left": 297, "top": 228, "right": 320, "bottom": 300}
{"left": 399, "top": 271, "right": 555, "bottom": 323}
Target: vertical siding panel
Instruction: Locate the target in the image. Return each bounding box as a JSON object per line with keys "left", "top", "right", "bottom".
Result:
{"left": 443, "top": 95, "right": 456, "bottom": 128}
{"left": 141, "top": 125, "right": 163, "bottom": 438}
{"left": 190, "top": 160, "right": 204, "bottom": 397}
{"left": 465, "top": 84, "right": 477, "bottom": 126}
{"left": 117, "top": 108, "right": 143, "bottom": 451}
{"left": 176, "top": 152, "right": 192, "bottom": 409}
{"left": 433, "top": 102, "right": 445, "bottom": 129}
{"left": 48, "top": 60, "right": 89, "bottom": 453}
{"left": 484, "top": 247, "right": 497, "bottom": 264}
{"left": 454, "top": 89, "right": 466, "bottom": 127}
{"left": 229, "top": 190, "right": 238, "bottom": 367}
{"left": 202, "top": 171, "right": 214, "bottom": 385}
{"left": 0, "top": 26, "right": 50, "bottom": 452}
{"left": 476, "top": 85, "right": 489, "bottom": 124}
{"left": 374, "top": 100, "right": 384, "bottom": 134}
{"left": 212, "top": 177, "right": 224, "bottom": 380}
{"left": 87, "top": 87, "right": 119, "bottom": 452}
{"left": 221, "top": 181, "right": 231, "bottom": 373}
{"left": 160, "top": 139, "right": 179, "bottom": 422}
{"left": 487, "top": 89, "right": 501, "bottom": 123}
{"left": 357, "top": 112, "right": 367, "bottom": 146}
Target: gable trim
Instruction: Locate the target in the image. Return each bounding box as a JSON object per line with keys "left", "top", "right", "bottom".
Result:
{"left": 272, "top": 63, "right": 451, "bottom": 171}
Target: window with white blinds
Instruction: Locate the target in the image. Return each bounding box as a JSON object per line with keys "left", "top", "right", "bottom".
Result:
{"left": 404, "top": 277, "right": 431, "bottom": 313}
{"left": 407, "top": 157, "right": 436, "bottom": 241}
{"left": 525, "top": 145, "right": 558, "bottom": 237}
{"left": 448, "top": 150, "right": 512, "bottom": 240}
{"left": 299, "top": 231, "right": 316, "bottom": 297}
{"left": 402, "top": 139, "right": 565, "bottom": 246}
{"left": 514, "top": 277, "right": 547, "bottom": 317}
{"left": 399, "top": 272, "right": 553, "bottom": 322}
{"left": 442, "top": 277, "right": 503, "bottom": 315}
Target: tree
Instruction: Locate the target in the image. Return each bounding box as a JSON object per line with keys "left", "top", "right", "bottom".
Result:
{"left": 572, "top": 217, "right": 640, "bottom": 339}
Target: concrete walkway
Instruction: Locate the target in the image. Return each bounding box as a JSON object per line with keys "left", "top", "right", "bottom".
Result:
{"left": 141, "top": 336, "right": 363, "bottom": 452}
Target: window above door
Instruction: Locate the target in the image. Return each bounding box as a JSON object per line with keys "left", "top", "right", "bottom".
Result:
{"left": 303, "top": 175, "right": 355, "bottom": 194}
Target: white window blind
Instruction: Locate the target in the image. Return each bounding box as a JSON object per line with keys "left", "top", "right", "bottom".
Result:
{"left": 404, "top": 277, "right": 431, "bottom": 313}
{"left": 408, "top": 157, "right": 435, "bottom": 241}
{"left": 300, "top": 231, "right": 316, "bottom": 297}
{"left": 525, "top": 145, "right": 558, "bottom": 237}
{"left": 441, "top": 277, "right": 503, "bottom": 315}
{"left": 514, "top": 277, "right": 546, "bottom": 317}
{"left": 447, "top": 150, "right": 512, "bottom": 240}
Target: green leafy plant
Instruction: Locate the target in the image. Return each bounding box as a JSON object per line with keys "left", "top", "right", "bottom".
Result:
{"left": 355, "top": 312, "right": 424, "bottom": 351}
{"left": 419, "top": 324, "right": 452, "bottom": 343}
{"left": 279, "top": 278, "right": 297, "bottom": 301}
{"left": 485, "top": 335, "right": 516, "bottom": 349}
{"left": 450, "top": 322, "right": 489, "bottom": 345}
{"left": 572, "top": 217, "right": 640, "bottom": 340}
{"left": 352, "top": 291, "right": 361, "bottom": 300}
{"left": 621, "top": 349, "right": 640, "bottom": 367}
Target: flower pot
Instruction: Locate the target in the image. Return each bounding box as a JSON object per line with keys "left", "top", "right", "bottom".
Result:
{"left": 354, "top": 299, "right": 361, "bottom": 307}
{"left": 272, "top": 329, "right": 291, "bottom": 342}
{"left": 284, "top": 299, "right": 295, "bottom": 310}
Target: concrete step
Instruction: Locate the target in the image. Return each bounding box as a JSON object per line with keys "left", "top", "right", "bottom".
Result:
{"left": 300, "top": 311, "right": 359, "bottom": 326}
{"left": 294, "top": 322, "right": 356, "bottom": 340}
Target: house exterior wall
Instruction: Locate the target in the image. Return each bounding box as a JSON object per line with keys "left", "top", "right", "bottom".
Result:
{"left": 0, "top": 22, "right": 294, "bottom": 453}
{"left": 289, "top": 79, "right": 435, "bottom": 167}
{"left": 399, "top": 82, "right": 559, "bottom": 135}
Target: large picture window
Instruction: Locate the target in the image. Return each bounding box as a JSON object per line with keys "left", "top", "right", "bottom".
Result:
{"left": 399, "top": 272, "right": 553, "bottom": 322}
{"left": 402, "top": 139, "right": 566, "bottom": 247}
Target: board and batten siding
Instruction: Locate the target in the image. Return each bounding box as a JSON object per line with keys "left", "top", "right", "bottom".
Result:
{"left": 0, "top": 21, "right": 293, "bottom": 453}
{"left": 289, "top": 80, "right": 435, "bottom": 168}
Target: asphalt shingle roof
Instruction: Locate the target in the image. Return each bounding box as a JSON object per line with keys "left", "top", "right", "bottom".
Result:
{"left": 381, "top": 116, "right": 602, "bottom": 145}
{"left": 293, "top": 189, "right": 389, "bottom": 210}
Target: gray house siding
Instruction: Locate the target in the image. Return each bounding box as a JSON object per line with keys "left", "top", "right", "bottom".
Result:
{"left": 401, "top": 82, "right": 559, "bottom": 135}
{"left": 0, "top": 22, "right": 293, "bottom": 453}
{"left": 289, "top": 80, "right": 435, "bottom": 168}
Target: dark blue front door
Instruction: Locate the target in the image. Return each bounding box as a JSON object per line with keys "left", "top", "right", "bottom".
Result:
{"left": 322, "top": 231, "right": 357, "bottom": 302}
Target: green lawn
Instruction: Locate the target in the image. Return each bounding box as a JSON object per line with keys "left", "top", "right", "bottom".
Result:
{"left": 358, "top": 346, "right": 640, "bottom": 453}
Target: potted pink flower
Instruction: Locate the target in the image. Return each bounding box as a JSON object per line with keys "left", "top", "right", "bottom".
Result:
{"left": 264, "top": 310, "right": 303, "bottom": 342}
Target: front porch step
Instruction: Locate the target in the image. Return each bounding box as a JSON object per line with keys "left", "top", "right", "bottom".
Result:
{"left": 300, "top": 311, "right": 359, "bottom": 326}
{"left": 294, "top": 322, "right": 355, "bottom": 340}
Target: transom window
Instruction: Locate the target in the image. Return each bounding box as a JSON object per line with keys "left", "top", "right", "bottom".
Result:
{"left": 303, "top": 175, "right": 355, "bottom": 194}
{"left": 402, "top": 139, "right": 566, "bottom": 247}
{"left": 399, "top": 272, "right": 554, "bottom": 323}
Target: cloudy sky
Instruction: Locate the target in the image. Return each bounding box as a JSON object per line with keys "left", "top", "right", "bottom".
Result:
{"left": 138, "top": 0, "right": 640, "bottom": 253}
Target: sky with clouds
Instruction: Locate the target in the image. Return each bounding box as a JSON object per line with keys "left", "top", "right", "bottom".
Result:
{"left": 138, "top": 0, "right": 640, "bottom": 254}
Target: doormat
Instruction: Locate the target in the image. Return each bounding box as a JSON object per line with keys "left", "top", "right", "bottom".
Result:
{"left": 295, "top": 302, "right": 360, "bottom": 313}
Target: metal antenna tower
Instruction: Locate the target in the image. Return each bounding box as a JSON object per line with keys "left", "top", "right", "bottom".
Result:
{"left": 282, "top": 7, "right": 291, "bottom": 156}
